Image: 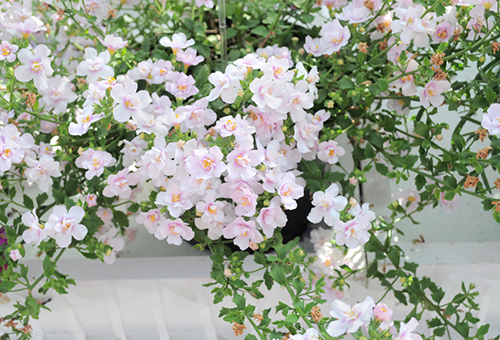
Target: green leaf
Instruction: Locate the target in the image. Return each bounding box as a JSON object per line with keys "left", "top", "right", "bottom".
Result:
{"left": 415, "top": 174, "right": 426, "bottom": 190}
{"left": 0, "top": 280, "right": 18, "bottom": 290}
{"left": 403, "top": 261, "right": 419, "bottom": 273}
{"left": 414, "top": 121, "right": 429, "bottom": 137}
{"left": 269, "top": 265, "right": 286, "bottom": 285}
{"left": 377, "top": 78, "right": 388, "bottom": 92}
{"left": 403, "top": 155, "right": 419, "bottom": 169}
{"left": 435, "top": 2, "right": 446, "bottom": 16}
{"left": 43, "top": 256, "right": 56, "bottom": 278}
{"left": 251, "top": 26, "right": 269, "bottom": 37}
{"left": 338, "top": 76, "right": 355, "bottom": 90}
{"left": 254, "top": 251, "right": 268, "bottom": 265}
{"left": 477, "top": 324, "right": 490, "bottom": 337}
{"left": 375, "top": 162, "right": 389, "bottom": 175}
{"left": 433, "top": 327, "right": 446, "bottom": 337}
{"left": 301, "top": 14, "right": 315, "bottom": 23}
{"left": 486, "top": 88, "right": 496, "bottom": 104}
{"left": 285, "top": 313, "right": 299, "bottom": 323}
{"left": 365, "top": 143, "right": 376, "bottom": 158}
{"left": 233, "top": 293, "right": 246, "bottom": 310}
{"left": 23, "top": 195, "right": 34, "bottom": 210}
{"left": 113, "top": 210, "right": 129, "bottom": 228}
{"left": 245, "top": 335, "right": 258, "bottom": 340}
{"left": 387, "top": 247, "right": 400, "bottom": 267}
{"left": 264, "top": 269, "right": 273, "bottom": 290}
{"left": 36, "top": 193, "right": 49, "bottom": 206}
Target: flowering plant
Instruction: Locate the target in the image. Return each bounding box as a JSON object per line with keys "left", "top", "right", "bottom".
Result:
{"left": 0, "top": 0, "right": 499, "bottom": 339}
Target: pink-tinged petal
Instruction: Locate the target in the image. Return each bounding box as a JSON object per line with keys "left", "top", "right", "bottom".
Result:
{"left": 68, "top": 206, "right": 85, "bottom": 222}
{"left": 14, "top": 65, "right": 33, "bottom": 82}
{"left": 54, "top": 232, "right": 72, "bottom": 248}
{"left": 113, "top": 104, "right": 131, "bottom": 122}
{"left": 72, "top": 224, "right": 88, "bottom": 240}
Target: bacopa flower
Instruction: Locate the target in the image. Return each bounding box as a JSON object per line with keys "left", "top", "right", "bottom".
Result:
{"left": 159, "top": 32, "right": 195, "bottom": 55}
{"left": 15, "top": 44, "right": 54, "bottom": 90}
{"left": 373, "top": 303, "right": 393, "bottom": 322}
{"left": 394, "top": 318, "right": 422, "bottom": 340}
{"left": 154, "top": 218, "right": 194, "bottom": 245}
{"left": 39, "top": 75, "right": 78, "bottom": 114}
{"left": 24, "top": 155, "right": 62, "bottom": 192}
{"left": 22, "top": 209, "right": 47, "bottom": 246}
{"left": 334, "top": 216, "right": 371, "bottom": 248}
{"left": 481, "top": 103, "right": 500, "bottom": 136}
{"left": 0, "top": 40, "right": 18, "bottom": 62}
{"left": 307, "top": 183, "right": 348, "bottom": 226}
{"left": 110, "top": 78, "right": 152, "bottom": 122}
{"left": 326, "top": 296, "right": 375, "bottom": 337}
{"left": 45, "top": 206, "right": 88, "bottom": 248}
{"left": 103, "top": 169, "right": 135, "bottom": 199}
{"left": 290, "top": 328, "right": 320, "bottom": 340}
{"left": 86, "top": 194, "right": 98, "bottom": 207}
{"left": 222, "top": 217, "right": 263, "bottom": 250}
{"left": 320, "top": 19, "right": 351, "bottom": 55}
{"left": 317, "top": 141, "right": 346, "bottom": 164}
{"left": 98, "top": 228, "right": 125, "bottom": 265}
{"left": 136, "top": 209, "right": 166, "bottom": 234}
{"left": 10, "top": 249, "right": 22, "bottom": 261}
{"left": 69, "top": 112, "right": 105, "bottom": 136}
{"left": 165, "top": 72, "right": 199, "bottom": 99}
{"left": 419, "top": 80, "right": 450, "bottom": 108}
{"left": 76, "top": 47, "right": 114, "bottom": 84}
{"left": 256, "top": 196, "right": 287, "bottom": 237}
{"left": 98, "top": 35, "right": 128, "bottom": 55}
{"left": 76, "top": 148, "right": 116, "bottom": 180}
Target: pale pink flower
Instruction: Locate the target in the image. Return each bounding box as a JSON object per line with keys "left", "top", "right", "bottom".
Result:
{"left": 110, "top": 78, "right": 152, "bottom": 122}
{"left": 135, "top": 136, "right": 177, "bottom": 179}
{"left": 128, "top": 59, "right": 154, "bottom": 83}
{"left": 308, "top": 183, "right": 348, "bottom": 226}
{"left": 0, "top": 40, "right": 18, "bottom": 62}
{"left": 98, "top": 35, "right": 127, "bottom": 55}
{"left": 432, "top": 20, "right": 453, "bottom": 43}
{"left": 226, "top": 146, "right": 264, "bottom": 181}
{"left": 394, "top": 318, "right": 422, "bottom": 340}
{"left": 0, "top": 136, "right": 23, "bottom": 172}
{"left": 179, "top": 98, "right": 217, "bottom": 135}
{"left": 39, "top": 75, "right": 77, "bottom": 114}
{"left": 256, "top": 196, "right": 287, "bottom": 237}
{"left": 151, "top": 60, "right": 173, "bottom": 84}
{"left": 86, "top": 194, "right": 98, "bottom": 207}
{"left": 155, "top": 182, "right": 194, "bottom": 217}
{"left": 215, "top": 114, "right": 256, "bottom": 143}
{"left": 320, "top": 19, "right": 351, "bottom": 55}
{"left": 207, "top": 65, "right": 243, "bottom": 104}
{"left": 120, "top": 136, "right": 148, "bottom": 167}
{"left": 76, "top": 47, "right": 114, "bottom": 84}
{"left": 276, "top": 172, "right": 304, "bottom": 210}
{"left": 293, "top": 119, "right": 321, "bottom": 154}
{"left": 326, "top": 296, "right": 375, "bottom": 337}
{"left": 9, "top": 249, "right": 22, "bottom": 261}
{"left": 98, "top": 227, "right": 125, "bottom": 264}
{"left": 22, "top": 209, "right": 47, "bottom": 246}
{"left": 69, "top": 112, "right": 105, "bottom": 136}
{"left": 247, "top": 107, "right": 284, "bottom": 146}
{"left": 176, "top": 47, "right": 204, "bottom": 68}
{"left": 154, "top": 218, "right": 194, "bottom": 245}
{"left": 419, "top": 80, "right": 450, "bottom": 108}
{"left": 261, "top": 56, "right": 294, "bottom": 81}
{"left": 374, "top": 303, "right": 393, "bottom": 322}
{"left": 304, "top": 36, "right": 325, "bottom": 57}
{"left": 482, "top": 103, "right": 500, "bottom": 136}
{"left": 288, "top": 80, "right": 314, "bottom": 122}
{"left": 159, "top": 33, "right": 195, "bottom": 55}
{"left": 15, "top": 44, "right": 54, "bottom": 90}
{"left": 185, "top": 146, "right": 226, "bottom": 179}
{"left": 82, "top": 84, "right": 106, "bottom": 113}
{"left": 391, "top": 5, "right": 434, "bottom": 47}
{"left": 45, "top": 205, "right": 87, "bottom": 248}
{"left": 9, "top": 17, "right": 46, "bottom": 39}
{"left": 196, "top": 194, "right": 226, "bottom": 223}
{"left": 232, "top": 188, "right": 258, "bottom": 217}
{"left": 249, "top": 77, "right": 285, "bottom": 110}
{"left": 317, "top": 141, "right": 346, "bottom": 164}
{"left": 349, "top": 201, "right": 376, "bottom": 223}
{"left": 334, "top": 216, "right": 371, "bottom": 248}
{"left": 136, "top": 209, "right": 166, "bottom": 234}
{"left": 103, "top": 168, "right": 135, "bottom": 199}
{"left": 25, "top": 155, "right": 62, "bottom": 192}
{"left": 165, "top": 72, "right": 198, "bottom": 99}
{"left": 223, "top": 217, "right": 263, "bottom": 250}
{"left": 76, "top": 148, "right": 116, "bottom": 180}
{"left": 392, "top": 59, "right": 418, "bottom": 96}
{"left": 336, "top": 1, "right": 373, "bottom": 23}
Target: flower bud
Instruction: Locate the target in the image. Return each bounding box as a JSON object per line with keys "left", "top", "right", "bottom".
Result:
{"left": 374, "top": 303, "right": 393, "bottom": 322}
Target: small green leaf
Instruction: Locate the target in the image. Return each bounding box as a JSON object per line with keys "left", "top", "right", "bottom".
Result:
{"left": 486, "top": 88, "right": 496, "bottom": 104}
{"left": 377, "top": 78, "right": 388, "bottom": 91}
{"left": 338, "top": 76, "right": 355, "bottom": 90}
{"left": 23, "top": 195, "right": 34, "bottom": 210}
{"left": 251, "top": 26, "right": 269, "bottom": 37}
